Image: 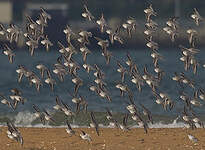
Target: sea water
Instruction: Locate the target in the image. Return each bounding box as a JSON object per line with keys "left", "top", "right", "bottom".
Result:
{"left": 0, "top": 48, "right": 205, "bottom": 128}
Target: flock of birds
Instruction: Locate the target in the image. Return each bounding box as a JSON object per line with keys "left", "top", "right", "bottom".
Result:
{"left": 0, "top": 3, "right": 205, "bottom": 145}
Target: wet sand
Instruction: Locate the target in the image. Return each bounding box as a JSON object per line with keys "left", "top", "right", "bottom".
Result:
{"left": 0, "top": 127, "right": 205, "bottom": 150}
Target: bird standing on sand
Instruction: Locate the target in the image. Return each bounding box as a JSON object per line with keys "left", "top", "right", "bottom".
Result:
{"left": 80, "top": 130, "right": 92, "bottom": 142}
{"left": 144, "top": 4, "right": 157, "bottom": 22}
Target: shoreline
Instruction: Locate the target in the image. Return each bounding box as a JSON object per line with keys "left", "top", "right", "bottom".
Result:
{"left": 0, "top": 127, "right": 205, "bottom": 150}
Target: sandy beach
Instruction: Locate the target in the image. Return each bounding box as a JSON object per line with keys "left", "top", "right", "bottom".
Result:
{"left": 0, "top": 127, "right": 205, "bottom": 150}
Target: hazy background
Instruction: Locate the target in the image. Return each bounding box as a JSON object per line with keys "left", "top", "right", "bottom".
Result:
{"left": 1, "top": 0, "right": 205, "bottom": 49}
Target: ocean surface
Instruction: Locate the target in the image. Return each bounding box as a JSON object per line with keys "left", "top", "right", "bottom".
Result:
{"left": 0, "top": 48, "right": 205, "bottom": 128}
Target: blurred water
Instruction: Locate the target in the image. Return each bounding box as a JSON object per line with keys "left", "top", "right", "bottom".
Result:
{"left": 0, "top": 48, "right": 205, "bottom": 127}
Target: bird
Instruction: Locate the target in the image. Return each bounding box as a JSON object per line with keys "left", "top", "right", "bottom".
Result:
{"left": 10, "top": 88, "right": 22, "bottom": 96}
{"left": 93, "top": 64, "right": 105, "bottom": 79}
{"left": 139, "top": 103, "right": 153, "bottom": 124}
{"left": 52, "top": 65, "right": 67, "bottom": 82}
{"left": 7, "top": 121, "right": 23, "bottom": 146}
{"left": 190, "top": 8, "right": 203, "bottom": 26}
{"left": 94, "top": 36, "right": 109, "bottom": 53}
{"left": 29, "top": 73, "right": 43, "bottom": 92}
{"left": 80, "top": 46, "right": 91, "bottom": 62}
{"left": 6, "top": 24, "right": 21, "bottom": 43}
{"left": 80, "top": 130, "right": 92, "bottom": 142}
{"left": 54, "top": 95, "right": 74, "bottom": 117}
{"left": 36, "top": 64, "right": 48, "bottom": 78}
{"left": 119, "top": 114, "right": 130, "bottom": 131}
{"left": 126, "top": 53, "right": 135, "bottom": 74}
{"left": 41, "top": 35, "right": 53, "bottom": 52}
{"left": 65, "top": 120, "right": 75, "bottom": 136}
{"left": 190, "top": 91, "right": 202, "bottom": 107}
{"left": 43, "top": 109, "right": 56, "bottom": 124}
{"left": 25, "top": 15, "right": 39, "bottom": 35}
{"left": 36, "top": 14, "right": 47, "bottom": 34}
{"left": 151, "top": 50, "right": 164, "bottom": 67}
{"left": 145, "top": 19, "right": 158, "bottom": 30}
{"left": 75, "top": 95, "right": 88, "bottom": 114}
{"left": 25, "top": 36, "right": 39, "bottom": 56}
{"left": 117, "top": 61, "right": 127, "bottom": 82}
{"left": 32, "top": 104, "right": 45, "bottom": 125}
{"left": 101, "top": 50, "right": 112, "bottom": 65}
{"left": 53, "top": 96, "right": 64, "bottom": 111}
{"left": 0, "top": 94, "right": 14, "bottom": 110}
{"left": 188, "top": 134, "right": 198, "bottom": 142}
{"left": 144, "top": 4, "right": 157, "bottom": 22}
{"left": 63, "top": 25, "right": 75, "bottom": 43}
{"left": 90, "top": 112, "right": 100, "bottom": 136}
{"left": 132, "top": 112, "right": 148, "bottom": 134}
{"left": 154, "top": 65, "right": 165, "bottom": 81}
{"left": 44, "top": 69, "right": 56, "bottom": 91}
{"left": 96, "top": 13, "right": 107, "bottom": 33}
{"left": 163, "top": 26, "right": 177, "bottom": 42}
{"left": 106, "top": 27, "right": 123, "bottom": 44}
{"left": 40, "top": 7, "right": 52, "bottom": 22}
{"left": 61, "top": 100, "right": 75, "bottom": 117}
{"left": 166, "top": 17, "right": 179, "bottom": 30}
{"left": 0, "top": 23, "right": 8, "bottom": 37}
{"left": 115, "top": 82, "right": 132, "bottom": 97}
{"left": 105, "top": 108, "right": 119, "bottom": 128}
{"left": 131, "top": 71, "right": 144, "bottom": 92}
{"left": 126, "top": 17, "right": 137, "bottom": 31}
{"left": 72, "top": 76, "right": 83, "bottom": 96}
{"left": 144, "top": 27, "right": 155, "bottom": 41}
{"left": 146, "top": 39, "right": 159, "bottom": 51}
{"left": 64, "top": 58, "right": 80, "bottom": 76}
{"left": 9, "top": 94, "right": 26, "bottom": 109}
{"left": 122, "top": 23, "right": 133, "bottom": 38}
{"left": 78, "top": 30, "right": 92, "bottom": 46}
{"left": 122, "top": 17, "right": 137, "bottom": 37}
{"left": 82, "top": 4, "right": 95, "bottom": 21}
{"left": 198, "top": 88, "right": 205, "bottom": 101}
{"left": 186, "top": 28, "right": 197, "bottom": 47}
{"left": 16, "top": 65, "right": 29, "bottom": 83}
{"left": 191, "top": 111, "right": 204, "bottom": 128}
{"left": 3, "top": 44, "right": 15, "bottom": 63}
{"left": 83, "top": 63, "right": 94, "bottom": 73}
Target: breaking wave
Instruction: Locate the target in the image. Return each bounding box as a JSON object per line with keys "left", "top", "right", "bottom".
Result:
{"left": 0, "top": 111, "right": 201, "bottom": 128}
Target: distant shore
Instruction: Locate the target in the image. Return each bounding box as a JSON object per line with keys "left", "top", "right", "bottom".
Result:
{"left": 0, "top": 127, "right": 205, "bottom": 150}
{"left": 1, "top": 19, "right": 205, "bottom": 50}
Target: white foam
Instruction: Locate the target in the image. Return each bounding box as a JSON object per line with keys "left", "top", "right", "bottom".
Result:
{"left": 14, "top": 111, "right": 37, "bottom": 126}
{"left": 147, "top": 121, "right": 185, "bottom": 128}
{"left": 147, "top": 116, "right": 186, "bottom": 128}
{"left": 0, "top": 114, "right": 203, "bottom": 129}
{"left": 0, "top": 122, "right": 202, "bottom": 128}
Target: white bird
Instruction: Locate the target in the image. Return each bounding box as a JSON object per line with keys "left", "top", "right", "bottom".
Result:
{"left": 188, "top": 134, "right": 198, "bottom": 142}
{"left": 80, "top": 130, "right": 92, "bottom": 142}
